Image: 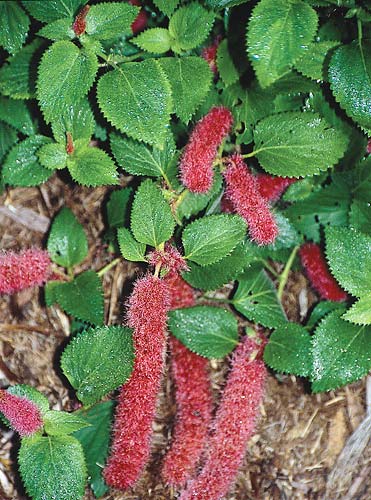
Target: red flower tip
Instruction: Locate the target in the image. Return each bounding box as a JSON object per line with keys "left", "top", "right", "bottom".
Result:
{"left": 66, "top": 132, "right": 74, "bottom": 155}
{"left": 0, "top": 390, "right": 43, "bottom": 437}
{"left": 201, "top": 37, "right": 222, "bottom": 74}
{"left": 299, "top": 243, "right": 348, "bottom": 302}
{"left": 180, "top": 106, "right": 234, "bottom": 193}
{"left": 165, "top": 274, "right": 196, "bottom": 310}
{"left": 256, "top": 173, "right": 296, "bottom": 203}
{"left": 147, "top": 243, "right": 188, "bottom": 277}
{"left": 129, "top": 0, "right": 148, "bottom": 33}
{"left": 367, "top": 138, "right": 371, "bottom": 155}
{"left": 0, "top": 249, "right": 52, "bottom": 295}
{"left": 223, "top": 154, "right": 278, "bottom": 245}
{"left": 72, "top": 5, "right": 90, "bottom": 36}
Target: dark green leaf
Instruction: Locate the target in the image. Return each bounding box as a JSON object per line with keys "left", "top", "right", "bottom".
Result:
{"left": 51, "top": 98, "right": 95, "bottom": 145}
{"left": 67, "top": 145, "right": 119, "bottom": 186}
{"left": 349, "top": 199, "right": 371, "bottom": 236}
{"left": 0, "top": 1, "right": 30, "bottom": 55}
{"left": 0, "top": 123, "right": 17, "bottom": 161}
{"left": 295, "top": 40, "right": 339, "bottom": 81}
{"left": 37, "top": 18, "right": 75, "bottom": 41}
{"left": 117, "top": 227, "right": 146, "bottom": 262}
{"left": 169, "top": 3, "right": 215, "bottom": 53}
{"left": 305, "top": 300, "right": 345, "bottom": 330}
{"left": 0, "top": 96, "right": 34, "bottom": 135}
{"left": 106, "top": 188, "right": 132, "bottom": 228}
{"left": 43, "top": 411, "right": 90, "bottom": 436}
{"left": 206, "top": 0, "right": 248, "bottom": 7}
{"left": 217, "top": 39, "right": 239, "bottom": 87}
{"left": 176, "top": 172, "right": 222, "bottom": 221}
{"left": 85, "top": 2, "right": 138, "bottom": 40}
{"left": 153, "top": 0, "right": 179, "bottom": 16}
{"left": 22, "top": 0, "right": 86, "bottom": 22}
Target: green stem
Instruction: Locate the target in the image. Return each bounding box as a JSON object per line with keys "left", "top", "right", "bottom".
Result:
{"left": 260, "top": 259, "right": 279, "bottom": 278}
{"left": 358, "top": 17, "right": 363, "bottom": 46}
{"left": 241, "top": 149, "right": 261, "bottom": 159}
{"left": 97, "top": 258, "right": 120, "bottom": 277}
{"left": 277, "top": 245, "right": 299, "bottom": 301}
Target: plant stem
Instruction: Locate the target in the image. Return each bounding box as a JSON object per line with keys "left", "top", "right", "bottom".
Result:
{"left": 277, "top": 245, "right": 299, "bottom": 301}
{"left": 97, "top": 258, "right": 120, "bottom": 277}
{"left": 202, "top": 295, "right": 233, "bottom": 304}
{"left": 260, "top": 259, "right": 279, "bottom": 278}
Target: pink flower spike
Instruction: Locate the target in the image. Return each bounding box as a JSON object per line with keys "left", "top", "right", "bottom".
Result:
{"left": 180, "top": 336, "right": 267, "bottom": 500}
{"left": 223, "top": 154, "right": 278, "bottom": 245}
{"left": 180, "top": 106, "right": 234, "bottom": 193}
{"left": 103, "top": 275, "right": 170, "bottom": 490}
{"left": 299, "top": 243, "right": 348, "bottom": 302}
{"left": 0, "top": 389, "right": 43, "bottom": 437}
{"left": 0, "top": 249, "right": 52, "bottom": 295}
{"left": 256, "top": 174, "right": 296, "bottom": 203}
{"left": 147, "top": 243, "right": 188, "bottom": 277}
{"left": 201, "top": 37, "right": 222, "bottom": 74}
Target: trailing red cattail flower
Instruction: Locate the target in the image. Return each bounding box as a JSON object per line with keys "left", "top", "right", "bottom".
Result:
{"left": 180, "top": 336, "right": 267, "bottom": 500}
{"left": 147, "top": 243, "right": 188, "bottom": 278}
{"left": 299, "top": 242, "right": 348, "bottom": 302}
{"left": 129, "top": 0, "right": 148, "bottom": 34}
{"left": 201, "top": 37, "right": 222, "bottom": 74}
{"left": 0, "top": 389, "right": 43, "bottom": 436}
{"left": 162, "top": 275, "right": 213, "bottom": 487}
{"left": 72, "top": 5, "right": 90, "bottom": 36}
{"left": 0, "top": 249, "right": 52, "bottom": 295}
{"left": 104, "top": 275, "right": 170, "bottom": 490}
{"left": 180, "top": 107, "right": 233, "bottom": 193}
{"left": 223, "top": 154, "right": 278, "bottom": 245}
{"left": 256, "top": 173, "right": 296, "bottom": 203}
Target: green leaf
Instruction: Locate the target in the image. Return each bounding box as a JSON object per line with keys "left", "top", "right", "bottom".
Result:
{"left": 0, "top": 40, "right": 41, "bottom": 99}
{"left": 232, "top": 265, "right": 287, "bottom": 328}
{"left": 169, "top": 3, "right": 215, "bottom": 53}
{"left": 38, "top": 143, "right": 67, "bottom": 170}
{"left": 117, "top": 227, "right": 146, "bottom": 262}
{"left": 43, "top": 411, "right": 91, "bottom": 436}
{"left": 153, "top": 0, "right": 179, "bottom": 16}
{"left": 54, "top": 271, "right": 104, "bottom": 325}
{"left": 0, "top": 1, "right": 29, "bottom": 55}
{"left": 47, "top": 207, "right": 88, "bottom": 268}
{"left": 0, "top": 123, "right": 17, "bottom": 161}
{"left": 51, "top": 98, "right": 95, "bottom": 145}
{"left": 343, "top": 296, "right": 371, "bottom": 326}
{"left": 325, "top": 226, "right": 371, "bottom": 297}
{"left": 133, "top": 28, "right": 171, "bottom": 54}
{"left": 217, "top": 39, "right": 239, "bottom": 87}
{"left": 305, "top": 300, "right": 344, "bottom": 330}
{"left": 7, "top": 385, "right": 50, "bottom": 414}
{"left": 44, "top": 281, "right": 62, "bottom": 307}
{"left": 67, "top": 145, "right": 119, "bottom": 186}
{"left": 73, "top": 401, "right": 113, "bottom": 498}
{"left": 131, "top": 179, "right": 175, "bottom": 247}
{"left": 106, "top": 188, "right": 132, "bottom": 228}
{"left": 110, "top": 132, "right": 177, "bottom": 179}
{"left": 97, "top": 60, "right": 172, "bottom": 148}
{"left": 183, "top": 241, "right": 255, "bottom": 291}
{"left": 349, "top": 199, "right": 371, "bottom": 236}
{"left": 61, "top": 326, "right": 134, "bottom": 406}
{"left": 22, "top": 0, "right": 86, "bottom": 22}
{"left": 168, "top": 306, "right": 239, "bottom": 358}
{"left": 263, "top": 213, "right": 301, "bottom": 251}
{"left": 253, "top": 112, "right": 349, "bottom": 177}
{"left": 85, "top": 2, "right": 138, "bottom": 40}
{"left": 19, "top": 434, "right": 87, "bottom": 500}
{"left": 294, "top": 40, "right": 339, "bottom": 81}
{"left": 176, "top": 172, "right": 222, "bottom": 221}
{"left": 0, "top": 97, "right": 34, "bottom": 135}
{"left": 264, "top": 323, "right": 312, "bottom": 376}
{"left": 206, "top": 0, "right": 248, "bottom": 7}
{"left": 37, "top": 18, "right": 75, "bottom": 41}
{"left": 328, "top": 40, "right": 371, "bottom": 132}
{"left": 158, "top": 56, "right": 212, "bottom": 123}
{"left": 182, "top": 214, "right": 247, "bottom": 266}
{"left": 37, "top": 41, "right": 98, "bottom": 123}
{"left": 3, "top": 135, "right": 53, "bottom": 187}
{"left": 247, "top": 0, "right": 318, "bottom": 87}
{"left": 312, "top": 311, "right": 371, "bottom": 392}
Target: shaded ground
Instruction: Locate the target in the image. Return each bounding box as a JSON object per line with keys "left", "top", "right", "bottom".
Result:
{"left": 1, "top": 176, "right": 370, "bottom": 500}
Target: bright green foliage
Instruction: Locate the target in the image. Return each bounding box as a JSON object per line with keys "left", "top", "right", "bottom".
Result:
{"left": 106, "top": 188, "right": 132, "bottom": 228}
{"left": 97, "top": 61, "right": 172, "bottom": 148}
{"left": 37, "top": 41, "right": 98, "bottom": 123}
{"left": 3, "top": 135, "right": 53, "bottom": 187}
{"left": 329, "top": 41, "right": 371, "bottom": 132}
{"left": 169, "top": 3, "right": 215, "bottom": 53}
{"left": 326, "top": 227, "right": 371, "bottom": 297}
{"left": 61, "top": 326, "right": 134, "bottom": 406}
{"left": 305, "top": 301, "right": 344, "bottom": 330}
{"left": 182, "top": 214, "right": 247, "bottom": 266}
{"left": 7, "top": 385, "right": 50, "bottom": 414}
{"left": 253, "top": 112, "right": 348, "bottom": 177}
{"left": 134, "top": 28, "right": 172, "bottom": 54}
{"left": 51, "top": 98, "right": 94, "bottom": 145}
{"left": 47, "top": 207, "right": 88, "bottom": 268}
{"left": 19, "top": 434, "right": 87, "bottom": 500}
{"left": 67, "top": 145, "right": 119, "bottom": 186}
{"left": 110, "top": 132, "right": 177, "bottom": 179}
{"left": 22, "top": 0, "right": 86, "bottom": 22}
{"left": 282, "top": 177, "right": 315, "bottom": 202}
{"left": 159, "top": 57, "right": 212, "bottom": 123}
{"left": 312, "top": 311, "right": 371, "bottom": 392}
{"left": 176, "top": 172, "right": 222, "bottom": 220}
{"left": 38, "top": 143, "right": 67, "bottom": 170}
{"left": 295, "top": 41, "right": 339, "bottom": 81}
{"left": 0, "top": 40, "right": 41, "bottom": 99}
{"left": 206, "top": 0, "right": 248, "bottom": 7}
{"left": 247, "top": 0, "right": 318, "bottom": 88}
{"left": 43, "top": 411, "right": 90, "bottom": 437}
{"left": 343, "top": 296, "right": 371, "bottom": 325}
{"left": 73, "top": 401, "right": 113, "bottom": 498}
{"left": 168, "top": 306, "right": 239, "bottom": 358}
{"left": 85, "top": 3, "right": 138, "bottom": 40}
{"left": 0, "top": 97, "right": 34, "bottom": 135}
{"left": 217, "top": 40, "right": 239, "bottom": 87}
{"left": 232, "top": 266, "right": 287, "bottom": 328}
{"left": 131, "top": 179, "right": 175, "bottom": 247}
{"left": 117, "top": 228, "right": 147, "bottom": 262}
{"left": 37, "top": 19, "right": 75, "bottom": 41}
{"left": 0, "top": 1, "right": 30, "bottom": 55}
{"left": 153, "top": 0, "right": 179, "bottom": 16}
{"left": 53, "top": 271, "right": 104, "bottom": 325}
{"left": 264, "top": 323, "right": 312, "bottom": 376}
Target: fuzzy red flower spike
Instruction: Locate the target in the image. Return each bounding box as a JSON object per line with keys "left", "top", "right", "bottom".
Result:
{"left": 0, "top": 390, "right": 43, "bottom": 437}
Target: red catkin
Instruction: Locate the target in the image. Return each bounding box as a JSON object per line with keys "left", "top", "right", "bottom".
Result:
{"left": 103, "top": 275, "right": 171, "bottom": 490}
{"left": 129, "top": 0, "right": 148, "bottom": 34}
{"left": 223, "top": 154, "right": 278, "bottom": 245}
{"left": 0, "top": 390, "right": 43, "bottom": 436}
{"left": 0, "top": 249, "right": 52, "bottom": 295}
{"left": 180, "top": 337, "right": 267, "bottom": 500}
{"left": 201, "top": 37, "right": 221, "bottom": 74}
{"left": 147, "top": 243, "right": 188, "bottom": 278}
{"left": 162, "top": 275, "right": 213, "bottom": 487}
{"left": 180, "top": 107, "right": 233, "bottom": 193}
{"left": 72, "top": 5, "right": 90, "bottom": 36}
{"left": 299, "top": 243, "right": 348, "bottom": 302}
{"left": 256, "top": 173, "right": 296, "bottom": 203}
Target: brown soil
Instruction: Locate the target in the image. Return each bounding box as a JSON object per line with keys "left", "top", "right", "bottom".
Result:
{"left": 1, "top": 176, "right": 370, "bottom": 500}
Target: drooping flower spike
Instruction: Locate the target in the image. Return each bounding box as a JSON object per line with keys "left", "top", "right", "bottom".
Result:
{"left": 0, "top": 389, "right": 43, "bottom": 437}
{"left": 256, "top": 173, "right": 296, "bottom": 203}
